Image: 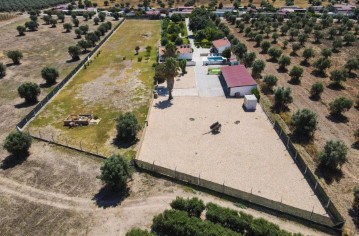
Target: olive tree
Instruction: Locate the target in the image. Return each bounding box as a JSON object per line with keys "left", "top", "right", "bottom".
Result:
{"left": 318, "top": 140, "right": 348, "bottom": 170}
{"left": 251, "top": 59, "right": 266, "bottom": 78}
{"left": 16, "top": 25, "right": 26, "bottom": 36}
{"left": 291, "top": 109, "right": 317, "bottom": 137}
{"left": 63, "top": 23, "right": 72, "bottom": 32}
{"left": 260, "top": 41, "right": 271, "bottom": 53}
{"left": 321, "top": 48, "right": 332, "bottom": 58}
{"left": 18, "top": 82, "right": 40, "bottom": 103}
{"left": 41, "top": 67, "right": 59, "bottom": 84}
{"left": 243, "top": 52, "right": 256, "bottom": 67}
{"left": 343, "top": 32, "right": 356, "bottom": 46}
{"left": 68, "top": 45, "right": 81, "bottom": 61}
{"left": 274, "top": 87, "right": 293, "bottom": 111}
{"left": 263, "top": 75, "right": 277, "bottom": 91}
{"left": 7, "top": 50, "right": 23, "bottom": 64}
{"left": 329, "top": 97, "right": 353, "bottom": 116}
{"left": 268, "top": 47, "right": 282, "bottom": 61}
{"left": 310, "top": 82, "right": 324, "bottom": 99}
{"left": 116, "top": 112, "right": 140, "bottom": 142}
{"left": 278, "top": 55, "right": 291, "bottom": 71}
{"left": 289, "top": 66, "right": 303, "bottom": 84}
{"left": 98, "top": 155, "right": 131, "bottom": 190}
{"left": 329, "top": 69, "right": 347, "bottom": 87}
{"left": 345, "top": 58, "right": 359, "bottom": 74}
{"left": 332, "top": 39, "right": 343, "bottom": 52}
{"left": 290, "top": 43, "right": 301, "bottom": 56}
{"left": 313, "top": 30, "right": 324, "bottom": 44}
{"left": 313, "top": 57, "right": 331, "bottom": 75}
{"left": 3, "top": 131, "right": 32, "bottom": 156}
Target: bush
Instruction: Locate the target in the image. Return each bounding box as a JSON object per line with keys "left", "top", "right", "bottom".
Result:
{"left": 329, "top": 69, "right": 347, "bottom": 87}
{"left": 3, "top": 131, "right": 32, "bottom": 156}
{"left": 116, "top": 112, "right": 140, "bottom": 142}
{"left": 170, "top": 197, "right": 205, "bottom": 217}
{"left": 98, "top": 155, "right": 131, "bottom": 190}
{"left": 302, "top": 48, "right": 315, "bottom": 64}
{"left": 152, "top": 210, "right": 239, "bottom": 236}
{"left": 18, "top": 82, "right": 40, "bottom": 103}
{"left": 260, "top": 40, "right": 271, "bottom": 53}
{"left": 251, "top": 88, "right": 260, "bottom": 101}
{"left": 7, "top": 50, "right": 23, "bottom": 64}
{"left": 263, "top": 75, "right": 277, "bottom": 90}
{"left": 221, "top": 48, "right": 231, "bottom": 59}
{"left": 321, "top": 48, "right": 332, "bottom": 58}
{"left": 0, "top": 62, "right": 6, "bottom": 77}
{"left": 68, "top": 45, "right": 81, "bottom": 61}
{"left": 329, "top": 97, "right": 353, "bottom": 116}
{"left": 243, "top": 51, "right": 256, "bottom": 67}
{"left": 291, "top": 109, "right": 317, "bottom": 137}
{"left": 313, "top": 57, "right": 331, "bottom": 75}
{"left": 278, "top": 55, "right": 291, "bottom": 71}
{"left": 17, "top": 25, "right": 26, "bottom": 36}
{"left": 251, "top": 59, "right": 266, "bottom": 78}
{"left": 41, "top": 67, "right": 59, "bottom": 84}
{"left": 318, "top": 140, "right": 348, "bottom": 170}
{"left": 310, "top": 82, "right": 324, "bottom": 99}
{"left": 268, "top": 47, "right": 282, "bottom": 61}
{"left": 126, "top": 228, "right": 155, "bottom": 236}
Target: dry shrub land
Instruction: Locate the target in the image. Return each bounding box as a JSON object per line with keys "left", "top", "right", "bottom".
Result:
{"left": 224, "top": 13, "right": 359, "bottom": 232}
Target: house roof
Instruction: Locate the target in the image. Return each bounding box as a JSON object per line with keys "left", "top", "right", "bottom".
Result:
{"left": 158, "top": 45, "right": 192, "bottom": 56}
{"left": 146, "top": 10, "right": 160, "bottom": 15}
{"left": 221, "top": 65, "right": 256, "bottom": 88}
{"left": 212, "top": 38, "right": 231, "bottom": 49}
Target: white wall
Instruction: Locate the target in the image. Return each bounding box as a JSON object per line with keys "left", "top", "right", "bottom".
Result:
{"left": 178, "top": 53, "right": 193, "bottom": 61}
{"left": 229, "top": 85, "right": 257, "bottom": 97}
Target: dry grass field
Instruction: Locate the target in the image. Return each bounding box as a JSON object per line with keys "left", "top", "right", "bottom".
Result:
{"left": 225, "top": 19, "right": 359, "bottom": 232}
{"left": 27, "top": 20, "right": 161, "bottom": 156}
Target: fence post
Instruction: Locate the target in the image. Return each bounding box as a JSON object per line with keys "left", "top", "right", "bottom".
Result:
{"left": 314, "top": 181, "right": 318, "bottom": 190}
{"left": 198, "top": 174, "right": 200, "bottom": 185}
{"left": 80, "top": 141, "right": 82, "bottom": 150}
{"left": 279, "top": 129, "right": 282, "bottom": 136}
{"left": 152, "top": 161, "right": 155, "bottom": 171}
{"left": 52, "top": 133, "right": 55, "bottom": 142}
{"left": 222, "top": 181, "right": 225, "bottom": 193}
{"left": 286, "top": 137, "right": 290, "bottom": 148}
{"left": 310, "top": 205, "right": 314, "bottom": 220}
{"left": 250, "top": 188, "right": 253, "bottom": 203}
{"left": 96, "top": 146, "right": 98, "bottom": 155}
{"left": 294, "top": 152, "right": 297, "bottom": 161}
{"left": 326, "top": 199, "right": 331, "bottom": 208}
{"left": 39, "top": 130, "right": 41, "bottom": 138}
{"left": 304, "top": 166, "right": 308, "bottom": 175}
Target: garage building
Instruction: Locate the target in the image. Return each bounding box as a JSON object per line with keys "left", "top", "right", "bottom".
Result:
{"left": 220, "top": 65, "right": 257, "bottom": 97}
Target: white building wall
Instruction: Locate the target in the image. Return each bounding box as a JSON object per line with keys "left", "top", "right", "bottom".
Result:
{"left": 178, "top": 53, "right": 193, "bottom": 61}
{"left": 229, "top": 85, "right": 257, "bottom": 97}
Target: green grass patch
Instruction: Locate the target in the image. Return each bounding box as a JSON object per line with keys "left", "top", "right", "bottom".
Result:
{"left": 208, "top": 68, "right": 221, "bottom": 75}
{"left": 29, "top": 20, "right": 161, "bottom": 156}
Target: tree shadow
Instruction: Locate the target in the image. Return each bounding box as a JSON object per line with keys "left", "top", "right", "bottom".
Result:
{"left": 314, "top": 165, "right": 344, "bottom": 185}
{"left": 309, "top": 94, "right": 321, "bottom": 101}
{"left": 154, "top": 100, "right": 173, "bottom": 109}
{"left": 352, "top": 142, "right": 359, "bottom": 150}
{"left": 271, "top": 104, "right": 290, "bottom": 114}
{"left": 1, "top": 153, "right": 29, "bottom": 170}
{"left": 348, "top": 209, "right": 359, "bottom": 229}
{"left": 276, "top": 67, "right": 288, "bottom": 73}
{"left": 311, "top": 70, "right": 327, "bottom": 78}
{"left": 92, "top": 185, "right": 129, "bottom": 208}
{"left": 327, "top": 83, "right": 345, "bottom": 91}
{"left": 326, "top": 114, "right": 349, "bottom": 123}
{"left": 14, "top": 100, "right": 38, "bottom": 109}
{"left": 66, "top": 58, "right": 80, "bottom": 63}
{"left": 348, "top": 72, "right": 357, "bottom": 78}
{"left": 40, "top": 82, "right": 56, "bottom": 88}
{"left": 287, "top": 79, "right": 300, "bottom": 85}
{"left": 15, "top": 34, "right": 26, "bottom": 37}
{"left": 300, "top": 61, "right": 310, "bottom": 67}
{"left": 6, "top": 62, "right": 21, "bottom": 67}
{"left": 290, "top": 132, "right": 313, "bottom": 144}
{"left": 112, "top": 137, "right": 138, "bottom": 149}
{"left": 266, "top": 58, "right": 277, "bottom": 63}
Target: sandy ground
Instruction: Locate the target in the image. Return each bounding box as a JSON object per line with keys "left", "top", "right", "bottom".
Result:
{"left": 0, "top": 141, "right": 328, "bottom": 236}
{"left": 138, "top": 95, "right": 327, "bottom": 215}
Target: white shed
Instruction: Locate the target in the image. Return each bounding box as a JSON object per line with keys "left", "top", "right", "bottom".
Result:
{"left": 221, "top": 65, "right": 257, "bottom": 97}
{"left": 243, "top": 95, "right": 257, "bottom": 111}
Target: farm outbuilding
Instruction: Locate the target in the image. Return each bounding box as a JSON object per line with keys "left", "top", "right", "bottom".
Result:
{"left": 220, "top": 65, "right": 257, "bottom": 97}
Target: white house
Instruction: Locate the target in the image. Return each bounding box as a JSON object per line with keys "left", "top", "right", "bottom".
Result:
{"left": 158, "top": 45, "right": 193, "bottom": 62}
{"left": 212, "top": 38, "right": 231, "bottom": 54}
{"left": 220, "top": 65, "right": 257, "bottom": 97}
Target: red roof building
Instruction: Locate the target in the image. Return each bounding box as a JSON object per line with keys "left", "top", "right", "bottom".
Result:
{"left": 221, "top": 65, "right": 257, "bottom": 97}
{"left": 212, "top": 38, "right": 231, "bottom": 53}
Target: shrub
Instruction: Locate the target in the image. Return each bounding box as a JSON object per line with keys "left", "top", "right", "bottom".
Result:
{"left": 318, "top": 140, "right": 348, "bottom": 170}
{"left": 329, "top": 97, "right": 353, "bottom": 116}
{"left": 343, "top": 32, "right": 356, "bottom": 45}
{"left": 263, "top": 75, "right": 277, "bottom": 90}
{"left": 260, "top": 40, "right": 271, "bottom": 53}
{"left": 274, "top": 87, "right": 293, "bottom": 110}
{"left": 18, "top": 82, "right": 40, "bottom": 103}
{"left": 313, "top": 57, "right": 331, "bottom": 75}
{"left": 290, "top": 43, "right": 301, "bottom": 56}
{"left": 345, "top": 58, "right": 359, "bottom": 73}
{"left": 98, "top": 155, "right": 131, "bottom": 190}
{"left": 251, "top": 88, "right": 260, "bottom": 101}
{"left": 302, "top": 48, "right": 315, "bottom": 64}
{"left": 0, "top": 62, "right": 6, "bottom": 77}
{"left": 291, "top": 109, "right": 317, "bottom": 137}
{"left": 63, "top": 23, "right": 72, "bottom": 32}
{"left": 170, "top": 197, "right": 205, "bottom": 217}
{"left": 310, "top": 82, "right": 324, "bottom": 99}
{"left": 72, "top": 18, "right": 79, "bottom": 27}
{"left": 3, "top": 131, "right": 32, "bottom": 156}
{"left": 7, "top": 50, "right": 23, "bottom": 64}
{"left": 116, "top": 112, "right": 140, "bottom": 142}
{"left": 41, "top": 67, "right": 59, "bottom": 84}
{"left": 137, "top": 56, "right": 142, "bottom": 62}
{"left": 126, "top": 228, "right": 155, "bottom": 236}
{"left": 221, "top": 48, "right": 231, "bottom": 59}
{"left": 332, "top": 39, "right": 343, "bottom": 52}
{"left": 25, "top": 20, "right": 38, "bottom": 31}
{"left": 243, "top": 51, "right": 256, "bottom": 67}
{"left": 321, "top": 48, "right": 332, "bottom": 58}
{"left": 289, "top": 66, "right": 303, "bottom": 84}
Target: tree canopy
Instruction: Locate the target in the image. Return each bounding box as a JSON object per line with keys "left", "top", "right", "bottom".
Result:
{"left": 98, "top": 155, "right": 131, "bottom": 190}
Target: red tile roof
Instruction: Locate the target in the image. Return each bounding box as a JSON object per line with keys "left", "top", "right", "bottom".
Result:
{"left": 212, "top": 38, "right": 231, "bottom": 49}
{"left": 158, "top": 46, "right": 192, "bottom": 56}
{"left": 221, "top": 65, "right": 256, "bottom": 88}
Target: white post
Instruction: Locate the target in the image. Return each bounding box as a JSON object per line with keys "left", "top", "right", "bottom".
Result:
{"left": 295, "top": 152, "right": 297, "bottom": 160}
{"left": 304, "top": 166, "right": 308, "bottom": 174}
{"left": 314, "top": 181, "right": 318, "bottom": 190}
{"left": 287, "top": 137, "right": 290, "bottom": 147}
{"left": 326, "top": 199, "right": 331, "bottom": 208}
{"left": 310, "top": 206, "right": 314, "bottom": 219}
